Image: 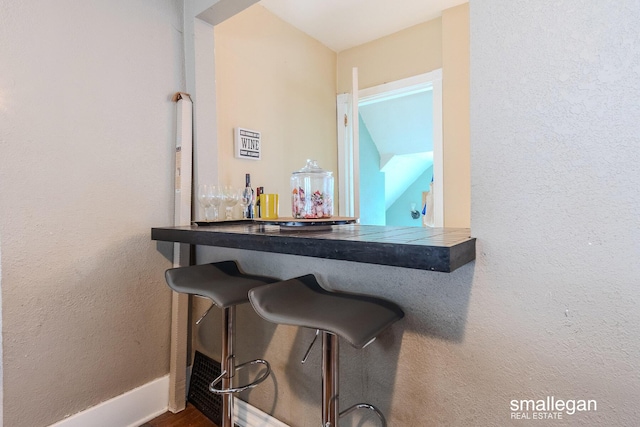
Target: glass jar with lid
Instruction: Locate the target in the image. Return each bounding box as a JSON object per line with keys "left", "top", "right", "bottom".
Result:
{"left": 291, "top": 159, "right": 334, "bottom": 218}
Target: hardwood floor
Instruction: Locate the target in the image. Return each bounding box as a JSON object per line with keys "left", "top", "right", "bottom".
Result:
{"left": 140, "top": 404, "right": 218, "bottom": 427}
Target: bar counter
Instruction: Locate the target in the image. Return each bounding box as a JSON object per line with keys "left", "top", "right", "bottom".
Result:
{"left": 152, "top": 222, "right": 475, "bottom": 272}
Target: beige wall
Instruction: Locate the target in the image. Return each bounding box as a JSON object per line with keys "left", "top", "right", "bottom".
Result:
{"left": 442, "top": 4, "right": 471, "bottom": 227}
{"left": 213, "top": 4, "right": 469, "bottom": 226}
{"left": 336, "top": 19, "right": 443, "bottom": 93}
{"left": 213, "top": 4, "right": 337, "bottom": 212}
{"left": 337, "top": 5, "right": 470, "bottom": 228}
{"left": 0, "top": 1, "right": 182, "bottom": 426}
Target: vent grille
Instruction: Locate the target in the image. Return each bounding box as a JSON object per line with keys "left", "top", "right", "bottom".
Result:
{"left": 188, "top": 351, "right": 222, "bottom": 425}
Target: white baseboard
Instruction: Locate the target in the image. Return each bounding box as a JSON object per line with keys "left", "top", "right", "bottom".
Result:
{"left": 46, "top": 373, "right": 287, "bottom": 427}
{"left": 48, "top": 375, "right": 169, "bottom": 427}
{"left": 234, "top": 398, "right": 290, "bottom": 427}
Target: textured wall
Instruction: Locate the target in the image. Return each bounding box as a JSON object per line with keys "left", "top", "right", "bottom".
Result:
{"left": 191, "top": 0, "right": 640, "bottom": 426}
{"left": 470, "top": 0, "right": 640, "bottom": 425}
{"left": 0, "top": 1, "right": 183, "bottom": 425}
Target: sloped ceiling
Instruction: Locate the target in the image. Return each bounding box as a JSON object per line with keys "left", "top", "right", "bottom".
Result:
{"left": 359, "top": 91, "right": 433, "bottom": 158}
{"left": 380, "top": 152, "right": 433, "bottom": 209}
{"left": 260, "top": 0, "right": 468, "bottom": 52}
{"left": 359, "top": 91, "right": 433, "bottom": 209}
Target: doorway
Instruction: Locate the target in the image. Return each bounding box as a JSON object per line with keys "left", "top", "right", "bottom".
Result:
{"left": 337, "top": 69, "right": 443, "bottom": 226}
{"left": 359, "top": 88, "right": 433, "bottom": 226}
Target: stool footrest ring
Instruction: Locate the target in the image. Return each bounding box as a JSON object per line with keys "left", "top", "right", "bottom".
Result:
{"left": 209, "top": 359, "right": 271, "bottom": 395}
{"left": 340, "top": 403, "right": 387, "bottom": 427}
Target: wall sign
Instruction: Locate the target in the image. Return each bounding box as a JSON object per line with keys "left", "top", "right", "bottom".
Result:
{"left": 234, "top": 127, "right": 261, "bottom": 160}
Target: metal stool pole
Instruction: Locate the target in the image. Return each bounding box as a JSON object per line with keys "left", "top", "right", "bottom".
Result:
{"left": 221, "top": 306, "right": 235, "bottom": 427}
{"left": 322, "top": 332, "right": 339, "bottom": 427}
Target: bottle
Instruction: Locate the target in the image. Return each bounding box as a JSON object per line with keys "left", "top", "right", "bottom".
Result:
{"left": 245, "top": 174, "right": 254, "bottom": 219}
{"left": 255, "top": 186, "right": 263, "bottom": 218}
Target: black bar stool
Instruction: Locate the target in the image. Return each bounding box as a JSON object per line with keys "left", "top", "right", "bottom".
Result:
{"left": 165, "top": 260, "right": 279, "bottom": 427}
{"left": 248, "top": 274, "right": 404, "bottom": 427}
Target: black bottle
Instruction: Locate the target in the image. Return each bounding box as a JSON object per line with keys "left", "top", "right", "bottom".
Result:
{"left": 245, "top": 174, "right": 254, "bottom": 219}
{"left": 255, "top": 186, "right": 263, "bottom": 218}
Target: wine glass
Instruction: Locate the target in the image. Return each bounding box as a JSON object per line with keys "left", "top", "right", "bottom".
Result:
{"left": 222, "top": 186, "right": 240, "bottom": 220}
{"left": 209, "top": 186, "right": 222, "bottom": 221}
{"left": 239, "top": 186, "right": 253, "bottom": 219}
{"left": 197, "top": 184, "right": 214, "bottom": 222}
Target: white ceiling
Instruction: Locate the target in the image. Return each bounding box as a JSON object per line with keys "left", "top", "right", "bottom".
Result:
{"left": 260, "top": 0, "right": 468, "bottom": 52}
{"left": 359, "top": 91, "right": 433, "bottom": 159}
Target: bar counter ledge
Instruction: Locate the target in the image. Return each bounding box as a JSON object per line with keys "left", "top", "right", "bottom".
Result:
{"left": 151, "top": 222, "right": 475, "bottom": 273}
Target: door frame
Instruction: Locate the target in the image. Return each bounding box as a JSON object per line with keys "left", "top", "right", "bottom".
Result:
{"left": 337, "top": 69, "right": 443, "bottom": 226}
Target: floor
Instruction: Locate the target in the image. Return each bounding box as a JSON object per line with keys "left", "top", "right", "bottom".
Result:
{"left": 140, "top": 404, "right": 218, "bottom": 427}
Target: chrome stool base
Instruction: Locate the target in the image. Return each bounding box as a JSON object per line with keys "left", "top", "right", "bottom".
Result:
{"left": 209, "top": 358, "right": 272, "bottom": 395}
{"left": 340, "top": 403, "right": 387, "bottom": 427}
{"left": 248, "top": 274, "right": 404, "bottom": 427}
{"left": 320, "top": 331, "right": 387, "bottom": 427}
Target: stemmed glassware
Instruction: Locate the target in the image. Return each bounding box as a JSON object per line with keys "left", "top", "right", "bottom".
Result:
{"left": 198, "top": 184, "right": 249, "bottom": 221}
{"left": 222, "top": 186, "right": 240, "bottom": 220}
{"left": 197, "top": 184, "right": 214, "bottom": 222}
{"left": 197, "top": 184, "right": 223, "bottom": 221}
{"left": 239, "top": 186, "right": 253, "bottom": 219}
{"left": 209, "top": 186, "right": 222, "bottom": 220}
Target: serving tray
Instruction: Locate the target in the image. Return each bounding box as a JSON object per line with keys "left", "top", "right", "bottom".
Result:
{"left": 254, "top": 216, "right": 357, "bottom": 230}
{"left": 193, "top": 219, "right": 252, "bottom": 226}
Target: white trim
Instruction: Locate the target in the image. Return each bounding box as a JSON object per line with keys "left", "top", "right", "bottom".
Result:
{"left": 351, "top": 67, "right": 360, "bottom": 220}
{"left": 234, "top": 398, "right": 290, "bottom": 427}
{"left": 336, "top": 68, "right": 360, "bottom": 218}
{"left": 338, "top": 69, "right": 444, "bottom": 226}
{"left": 336, "top": 93, "right": 350, "bottom": 217}
{"left": 44, "top": 371, "right": 288, "bottom": 427}
{"left": 431, "top": 77, "right": 444, "bottom": 227}
{"left": 358, "top": 69, "right": 442, "bottom": 104}
{"left": 47, "top": 375, "right": 169, "bottom": 427}
{"left": 0, "top": 241, "right": 3, "bottom": 427}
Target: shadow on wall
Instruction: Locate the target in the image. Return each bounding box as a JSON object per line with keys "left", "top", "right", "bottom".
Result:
{"left": 189, "top": 246, "right": 474, "bottom": 425}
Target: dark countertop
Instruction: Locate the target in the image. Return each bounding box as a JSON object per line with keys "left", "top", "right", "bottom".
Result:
{"left": 151, "top": 222, "right": 475, "bottom": 273}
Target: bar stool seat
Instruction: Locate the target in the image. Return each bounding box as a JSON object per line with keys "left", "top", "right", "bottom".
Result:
{"left": 166, "top": 260, "right": 278, "bottom": 308}
{"left": 165, "top": 260, "right": 278, "bottom": 427}
{"left": 249, "top": 274, "right": 404, "bottom": 427}
{"left": 248, "top": 274, "right": 404, "bottom": 349}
